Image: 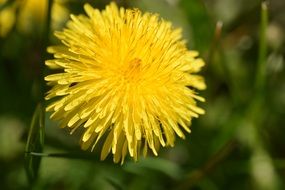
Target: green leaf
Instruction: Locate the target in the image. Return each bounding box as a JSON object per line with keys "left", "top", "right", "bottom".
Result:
{"left": 124, "top": 157, "right": 183, "bottom": 180}
{"left": 105, "top": 176, "right": 125, "bottom": 190}
{"left": 24, "top": 103, "right": 45, "bottom": 184}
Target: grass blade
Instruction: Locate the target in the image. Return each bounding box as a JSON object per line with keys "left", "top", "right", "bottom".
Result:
{"left": 24, "top": 103, "right": 45, "bottom": 184}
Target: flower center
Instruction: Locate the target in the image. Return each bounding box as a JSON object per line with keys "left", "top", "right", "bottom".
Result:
{"left": 123, "top": 58, "right": 142, "bottom": 82}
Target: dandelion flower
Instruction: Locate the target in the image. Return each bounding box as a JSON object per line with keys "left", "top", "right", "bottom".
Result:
{"left": 0, "top": 0, "right": 16, "bottom": 37}
{"left": 45, "top": 2, "right": 206, "bottom": 164}
{"left": 18, "top": 0, "right": 69, "bottom": 33}
{"left": 0, "top": 0, "right": 69, "bottom": 36}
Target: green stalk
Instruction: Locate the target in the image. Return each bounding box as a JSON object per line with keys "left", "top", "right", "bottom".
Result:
{"left": 38, "top": 0, "right": 53, "bottom": 101}
{"left": 255, "top": 1, "right": 268, "bottom": 95}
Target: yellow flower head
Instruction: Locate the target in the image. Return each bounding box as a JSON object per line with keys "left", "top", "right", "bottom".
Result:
{"left": 18, "top": 0, "right": 69, "bottom": 33}
{"left": 0, "top": 0, "right": 69, "bottom": 37}
{"left": 0, "top": 0, "right": 16, "bottom": 37}
{"left": 45, "top": 2, "right": 206, "bottom": 164}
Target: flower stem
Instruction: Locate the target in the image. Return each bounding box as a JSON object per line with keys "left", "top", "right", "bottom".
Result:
{"left": 255, "top": 1, "right": 268, "bottom": 95}
{"left": 38, "top": 0, "right": 53, "bottom": 101}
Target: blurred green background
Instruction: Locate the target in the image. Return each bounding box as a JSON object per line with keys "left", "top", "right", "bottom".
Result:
{"left": 0, "top": 0, "right": 285, "bottom": 189}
